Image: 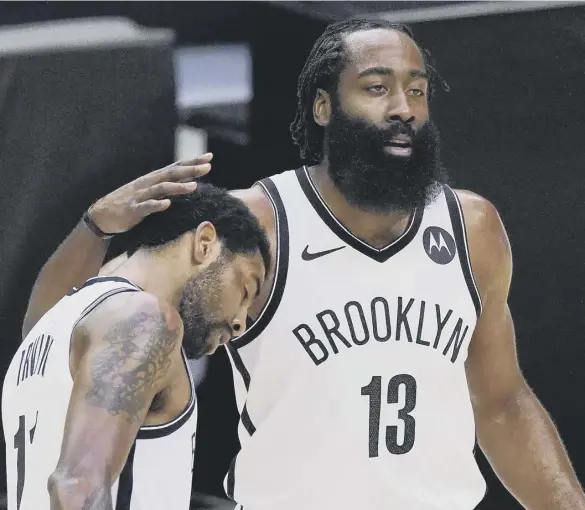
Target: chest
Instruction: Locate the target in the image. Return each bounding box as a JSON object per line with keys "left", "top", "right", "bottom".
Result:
{"left": 279, "top": 252, "right": 476, "bottom": 364}
{"left": 239, "top": 172, "right": 480, "bottom": 372}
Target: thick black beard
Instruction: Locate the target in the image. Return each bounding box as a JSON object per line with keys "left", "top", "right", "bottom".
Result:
{"left": 326, "top": 106, "right": 448, "bottom": 213}
{"left": 179, "top": 258, "right": 228, "bottom": 359}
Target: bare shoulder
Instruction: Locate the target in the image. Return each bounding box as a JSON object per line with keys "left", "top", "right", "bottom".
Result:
{"left": 71, "top": 290, "right": 183, "bottom": 379}
{"left": 77, "top": 290, "right": 183, "bottom": 338}
{"left": 454, "top": 189, "right": 512, "bottom": 295}
{"left": 231, "top": 186, "right": 276, "bottom": 236}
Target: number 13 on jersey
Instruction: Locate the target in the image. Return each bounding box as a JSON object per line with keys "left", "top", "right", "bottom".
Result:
{"left": 361, "top": 375, "right": 417, "bottom": 457}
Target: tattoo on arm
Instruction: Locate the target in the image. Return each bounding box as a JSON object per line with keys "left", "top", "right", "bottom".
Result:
{"left": 85, "top": 311, "right": 179, "bottom": 423}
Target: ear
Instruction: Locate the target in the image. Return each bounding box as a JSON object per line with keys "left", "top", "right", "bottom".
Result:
{"left": 313, "top": 88, "right": 332, "bottom": 127}
{"left": 192, "top": 221, "right": 218, "bottom": 265}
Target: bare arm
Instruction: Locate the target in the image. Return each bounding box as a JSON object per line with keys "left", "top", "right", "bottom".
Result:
{"left": 460, "top": 191, "right": 585, "bottom": 510}
{"left": 24, "top": 221, "right": 112, "bottom": 341}
{"left": 48, "top": 293, "right": 182, "bottom": 510}
{"left": 23, "top": 156, "right": 212, "bottom": 339}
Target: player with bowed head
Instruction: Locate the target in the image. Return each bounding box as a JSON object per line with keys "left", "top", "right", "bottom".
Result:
{"left": 3, "top": 163, "right": 269, "bottom": 510}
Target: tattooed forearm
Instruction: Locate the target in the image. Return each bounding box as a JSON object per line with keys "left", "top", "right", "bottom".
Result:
{"left": 84, "top": 310, "right": 179, "bottom": 423}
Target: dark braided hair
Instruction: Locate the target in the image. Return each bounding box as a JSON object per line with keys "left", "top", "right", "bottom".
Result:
{"left": 290, "top": 18, "right": 446, "bottom": 164}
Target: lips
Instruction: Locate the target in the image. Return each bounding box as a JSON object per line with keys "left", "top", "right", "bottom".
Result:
{"left": 388, "top": 134, "right": 412, "bottom": 147}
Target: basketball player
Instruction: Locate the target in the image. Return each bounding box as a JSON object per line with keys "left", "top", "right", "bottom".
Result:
{"left": 21, "top": 19, "right": 585, "bottom": 510}
{"left": 2, "top": 183, "right": 269, "bottom": 510}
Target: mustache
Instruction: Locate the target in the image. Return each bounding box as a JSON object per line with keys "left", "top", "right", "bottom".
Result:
{"left": 379, "top": 121, "right": 417, "bottom": 143}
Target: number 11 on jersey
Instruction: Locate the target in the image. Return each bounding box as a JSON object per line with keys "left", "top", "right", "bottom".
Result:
{"left": 14, "top": 412, "right": 38, "bottom": 510}
{"left": 361, "top": 375, "right": 417, "bottom": 457}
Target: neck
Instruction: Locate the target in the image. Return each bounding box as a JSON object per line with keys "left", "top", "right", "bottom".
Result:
{"left": 309, "top": 162, "right": 414, "bottom": 248}
{"left": 113, "top": 250, "right": 185, "bottom": 308}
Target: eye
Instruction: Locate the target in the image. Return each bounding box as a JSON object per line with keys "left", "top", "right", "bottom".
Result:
{"left": 408, "top": 88, "right": 426, "bottom": 97}
{"left": 243, "top": 287, "right": 249, "bottom": 301}
{"left": 366, "top": 84, "right": 387, "bottom": 94}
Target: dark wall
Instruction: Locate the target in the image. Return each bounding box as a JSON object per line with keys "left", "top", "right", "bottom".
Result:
{"left": 0, "top": 1, "right": 258, "bottom": 45}
{"left": 0, "top": 41, "right": 177, "bottom": 496}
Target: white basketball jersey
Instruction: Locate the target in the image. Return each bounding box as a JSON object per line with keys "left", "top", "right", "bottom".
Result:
{"left": 224, "top": 167, "right": 486, "bottom": 510}
{"left": 2, "top": 276, "right": 198, "bottom": 510}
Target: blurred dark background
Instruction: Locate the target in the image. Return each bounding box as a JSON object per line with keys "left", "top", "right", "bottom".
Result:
{"left": 0, "top": 2, "right": 583, "bottom": 509}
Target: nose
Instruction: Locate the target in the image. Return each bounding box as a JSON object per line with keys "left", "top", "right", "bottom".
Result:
{"left": 387, "top": 91, "right": 414, "bottom": 124}
{"left": 231, "top": 310, "right": 248, "bottom": 337}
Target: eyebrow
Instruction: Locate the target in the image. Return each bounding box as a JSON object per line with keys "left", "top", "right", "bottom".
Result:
{"left": 357, "top": 67, "right": 428, "bottom": 80}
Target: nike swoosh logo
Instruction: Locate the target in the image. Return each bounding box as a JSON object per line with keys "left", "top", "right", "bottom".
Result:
{"left": 302, "top": 245, "right": 345, "bottom": 261}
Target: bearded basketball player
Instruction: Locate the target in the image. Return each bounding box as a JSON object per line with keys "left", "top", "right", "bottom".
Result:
{"left": 3, "top": 184, "right": 269, "bottom": 510}
{"left": 20, "top": 19, "right": 585, "bottom": 510}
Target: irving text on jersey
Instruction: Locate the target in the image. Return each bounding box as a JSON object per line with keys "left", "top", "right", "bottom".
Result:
{"left": 16, "top": 334, "right": 55, "bottom": 385}
{"left": 293, "top": 296, "right": 471, "bottom": 366}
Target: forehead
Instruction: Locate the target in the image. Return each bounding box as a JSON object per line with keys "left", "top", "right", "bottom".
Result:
{"left": 342, "top": 28, "right": 425, "bottom": 75}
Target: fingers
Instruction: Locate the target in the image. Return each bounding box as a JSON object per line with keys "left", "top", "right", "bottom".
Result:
{"left": 133, "top": 153, "right": 213, "bottom": 188}
{"left": 165, "top": 162, "right": 211, "bottom": 182}
{"left": 176, "top": 152, "right": 213, "bottom": 166}
{"left": 137, "top": 181, "right": 198, "bottom": 201}
{"left": 133, "top": 199, "right": 171, "bottom": 215}
{"left": 158, "top": 153, "right": 213, "bottom": 170}
{"left": 138, "top": 162, "right": 212, "bottom": 187}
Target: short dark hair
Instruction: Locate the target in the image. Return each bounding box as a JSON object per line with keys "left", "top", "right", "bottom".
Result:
{"left": 290, "top": 18, "right": 445, "bottom": 164}
{"left": 122, "top": 183, "right": 271, "bottom": 272}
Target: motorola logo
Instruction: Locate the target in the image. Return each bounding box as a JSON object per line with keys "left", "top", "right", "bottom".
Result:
{"left": 423, "top": 227, "right": 456, "bottom": 265}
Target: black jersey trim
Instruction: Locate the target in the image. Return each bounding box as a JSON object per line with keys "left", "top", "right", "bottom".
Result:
{"left": 225, "top": 343, "right": 257, "bottom": 502}
{"left": 241, "top": 404, "right": 256, "bottom": 436}
{"left": 136, "top": 349, "right": 197, "bottom": 440}
{"left": 66, "top": 276, "right": 142, "bottom": 296}
{"left": 225, "top": 343, "right": 256, "bottom": 434}
{"left": 69, "top": 287, "right": 141, "bottom": 361}
{"left": 226, "top": 343, "right": 257, "bottom": 438}
{"left": 226, "top": 342, "right": 251, "bottom": 390}
{"left": 230, "top": 178, "right": 289, "bottom": 350}
{"left": 115, "top": 442, "right": 136, "bottom": 510}
{"left": 296, "top": 166, "right": 424, "bottom": 262}
{"left": 226, "top": 457, "right": 236, "bottom": 500}
{"left": 443, "top": 185, "right": 483, "bottom": 318}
